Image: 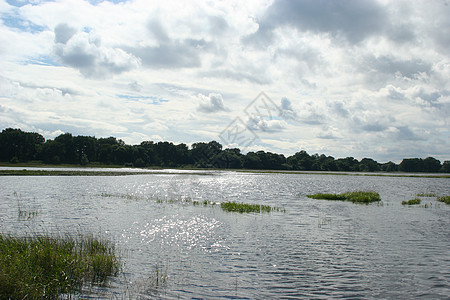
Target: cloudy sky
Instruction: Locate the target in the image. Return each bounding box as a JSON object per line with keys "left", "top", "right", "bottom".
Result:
{"left": 1, "top": 0, "right": 449, "bottom": 163}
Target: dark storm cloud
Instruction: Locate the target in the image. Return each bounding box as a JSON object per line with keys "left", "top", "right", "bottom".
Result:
{"left": 245, "top": 0, "right": 386, "bottom": 45}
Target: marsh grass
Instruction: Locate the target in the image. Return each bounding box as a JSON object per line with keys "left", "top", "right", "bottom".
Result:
{"left": 0, "top": 233, "right": 120, "bottom": 299}
{"left": 416, "top": 193, "right": 437, "bottom": 197}
{"left": 220, "top": 202, "right": 284, "bottom": 213}
{"left": 437, "top": 196, "right": 450, "bottom": 204}
{"left": 402, "top": 198, "right": 421, "bottom": 205}
{"left": 307, "top": 190, "right": 381, "bottom": 204}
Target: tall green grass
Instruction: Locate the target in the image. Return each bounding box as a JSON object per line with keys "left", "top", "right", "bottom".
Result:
{"left": 307, "top": 191, "right": 381, "bottom": 204}
{"left": 0, "top": 233, "right": 120, "bottom": 299}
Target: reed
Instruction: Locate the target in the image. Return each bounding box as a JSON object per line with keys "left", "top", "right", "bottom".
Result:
{"left": 0, "top": 233, "right": 120, "bottom": 299}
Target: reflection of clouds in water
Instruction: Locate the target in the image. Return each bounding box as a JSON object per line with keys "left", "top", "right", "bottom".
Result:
{"left": 121, "top": 215, "right": 228, "bottom": 253}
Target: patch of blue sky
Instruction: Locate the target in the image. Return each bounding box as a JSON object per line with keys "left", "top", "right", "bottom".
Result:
{"left": 24, "top": 55, "right": 61, "bottom": 67}
{"left": 118, "top": 94, "right": 169, "bottom": 105}
{"left": 1, "top": 13, "right": 46, "bottom": 33}
{"left": 88, "top": 0, "right": 128, "bottom": 4}
{"left": 6, "top": 0, "right": 55, "bottom": 7}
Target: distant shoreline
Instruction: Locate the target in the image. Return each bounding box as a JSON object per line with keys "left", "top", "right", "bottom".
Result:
{"left": 1, "top": 165, "right": 449, "bottom": 178}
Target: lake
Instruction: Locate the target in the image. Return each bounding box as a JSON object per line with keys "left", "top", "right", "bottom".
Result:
{"left": 1, "top": 169, "right": 449, "bottom": 299}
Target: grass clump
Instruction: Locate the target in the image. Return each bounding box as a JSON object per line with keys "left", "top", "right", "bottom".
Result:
{"left": 402, "top": 198, "right": 421, "bottom": 205}
{"left": 220, "top": 202, "right": 282, "bottom": 213}
{"left": 416, "top": 192, "right": 436, "bottom": 197}
{"left": 0, "top": 233, "right": 120, "bottom": 299}
{"left": 437, "top": 196, "right": 450, "bottom": 204}
{"left": 307, "top": 190, "right": 381, "bottom": 204}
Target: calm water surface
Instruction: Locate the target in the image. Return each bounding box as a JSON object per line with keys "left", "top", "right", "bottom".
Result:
{"left": 0, "top": 170, "right": 449, "bottom": 299}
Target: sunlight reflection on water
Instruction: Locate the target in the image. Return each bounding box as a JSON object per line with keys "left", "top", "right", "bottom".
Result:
{"left": 0, "top": 171, "right": 449, "bottom": 298}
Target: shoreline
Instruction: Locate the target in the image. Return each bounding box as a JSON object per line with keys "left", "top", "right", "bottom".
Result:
{"left": 0, "top": 164, "right": 449, "bottom": 178}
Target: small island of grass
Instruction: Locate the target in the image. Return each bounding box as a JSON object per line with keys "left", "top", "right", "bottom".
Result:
{"left": 306, "top": 190, "right": 381, "bottom": 204}
{"left": 0, "top": 233, "right": 120, "bottom": 299}
{"left": 220, "top": 202, "right": 283, "bottom": 213}
{"left": 402, "top": 198, "right": 421, "bottom": 205}
{"left": 437, "top": 196, "right": 450, "bottom": 205}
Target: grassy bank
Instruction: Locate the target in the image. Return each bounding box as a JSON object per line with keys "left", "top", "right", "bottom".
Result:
{"left": 307, "top": 191, "right": 381, "bottom": 204}
{"left": 0, "top": 233, "right": 120, "bottom": 299}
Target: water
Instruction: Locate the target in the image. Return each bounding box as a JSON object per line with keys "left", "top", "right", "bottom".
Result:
{"left": 1, "top": 170, "right": 449, "bottom": 298}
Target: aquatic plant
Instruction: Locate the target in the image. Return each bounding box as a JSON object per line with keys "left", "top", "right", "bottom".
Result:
{"left": 307, "top": 190, "right": 381, "bottom": 204}
{"left": 437, "top": 196, "right": 450, "bottom": 204}
{"left": 0, "top": 233, "right": 120, "bottom": 299}
{"left": 402, "top": 198, "right": 421, "bottom": 205}
{"left": 416, "top": 193, "right": 436, "bottom": 197}
{"left": 220, "top": 201, "right": 283, "bottom": 213}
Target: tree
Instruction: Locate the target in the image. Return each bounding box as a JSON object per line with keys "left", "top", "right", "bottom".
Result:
{"left": 422, "top": 157, "right": 441, "bottom": 173}
{"left": 399, "top": 158, "right": 422, "bottom": 172}
{"left": 359, "top": 158, "right": 380, "bottom": 172}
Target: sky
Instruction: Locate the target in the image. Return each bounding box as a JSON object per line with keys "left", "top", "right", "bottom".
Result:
{"left": 0, "top": 0, "right": 449, "bottom": 163}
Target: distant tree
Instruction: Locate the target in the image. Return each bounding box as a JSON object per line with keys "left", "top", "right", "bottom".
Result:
{"left": 381, "top": 161, "right": 398, "bottom": 172}
{"left": 0, "top": 128, "right": 44, "bottom": 162}
{"left": 422, "top": 157, "right": 441, "bottom": 173}
{"left": 399, "top": 158, "right": 422, "bottom": 172}
{"left": 336, "top": 157, "right": 359, "bottom": 171}
{"left": 38, "top": 140, "right": 64, "bottom": 164}
{"left": 441, "top": 161, "right": 450, "bottom": 173}
{"left": 243, "top": 152, "right": 263, "bottom": 169}
{"left": 359, "top": 158, "right": 380, "bottom": 172}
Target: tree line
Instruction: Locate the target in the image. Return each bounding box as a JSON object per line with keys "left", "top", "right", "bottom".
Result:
{"left": 1, "top": 128, "right": 449, "bottom": 173}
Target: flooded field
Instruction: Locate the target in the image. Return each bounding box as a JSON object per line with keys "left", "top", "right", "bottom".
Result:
{"left": 1, "top": 169, "right": 449, "bottom": 298}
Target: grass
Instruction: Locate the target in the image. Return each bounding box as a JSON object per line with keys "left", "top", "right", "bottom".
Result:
{"left": 220, "top": 201, "right": 284, "bottom": 213}
{"left": 0, "top": 233, "right": 120, "bottom": 299}
{"left": 307, "top": 190, "right": 381, "bottom": 204}
{"left": 416, "top": 192, "right": 437, "bottom": 197}
{"left": 402, "top": 198, "right": 421, "bottom": 205}
{"left": 437, "top": 196, "right": 450, "bottom": 204}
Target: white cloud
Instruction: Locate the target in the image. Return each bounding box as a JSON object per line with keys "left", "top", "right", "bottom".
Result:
{"left": 0, "top": 0, "right": 449, "bottom": 162}
{"left": 197, "top": 93, "right": 228, "bottom": 113}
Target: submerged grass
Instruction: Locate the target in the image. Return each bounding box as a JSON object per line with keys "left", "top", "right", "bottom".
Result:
{"left": 307, "top": 190, "right": 381, "bottom": 204}
{"left": 437, "top": 196, "right": 450, "bottom": 204}
{"left": 0, "top": 233, "right": 120, "bottom": 299}
{"left": 402, "top": 198, "right": 421, "bottom": 205}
